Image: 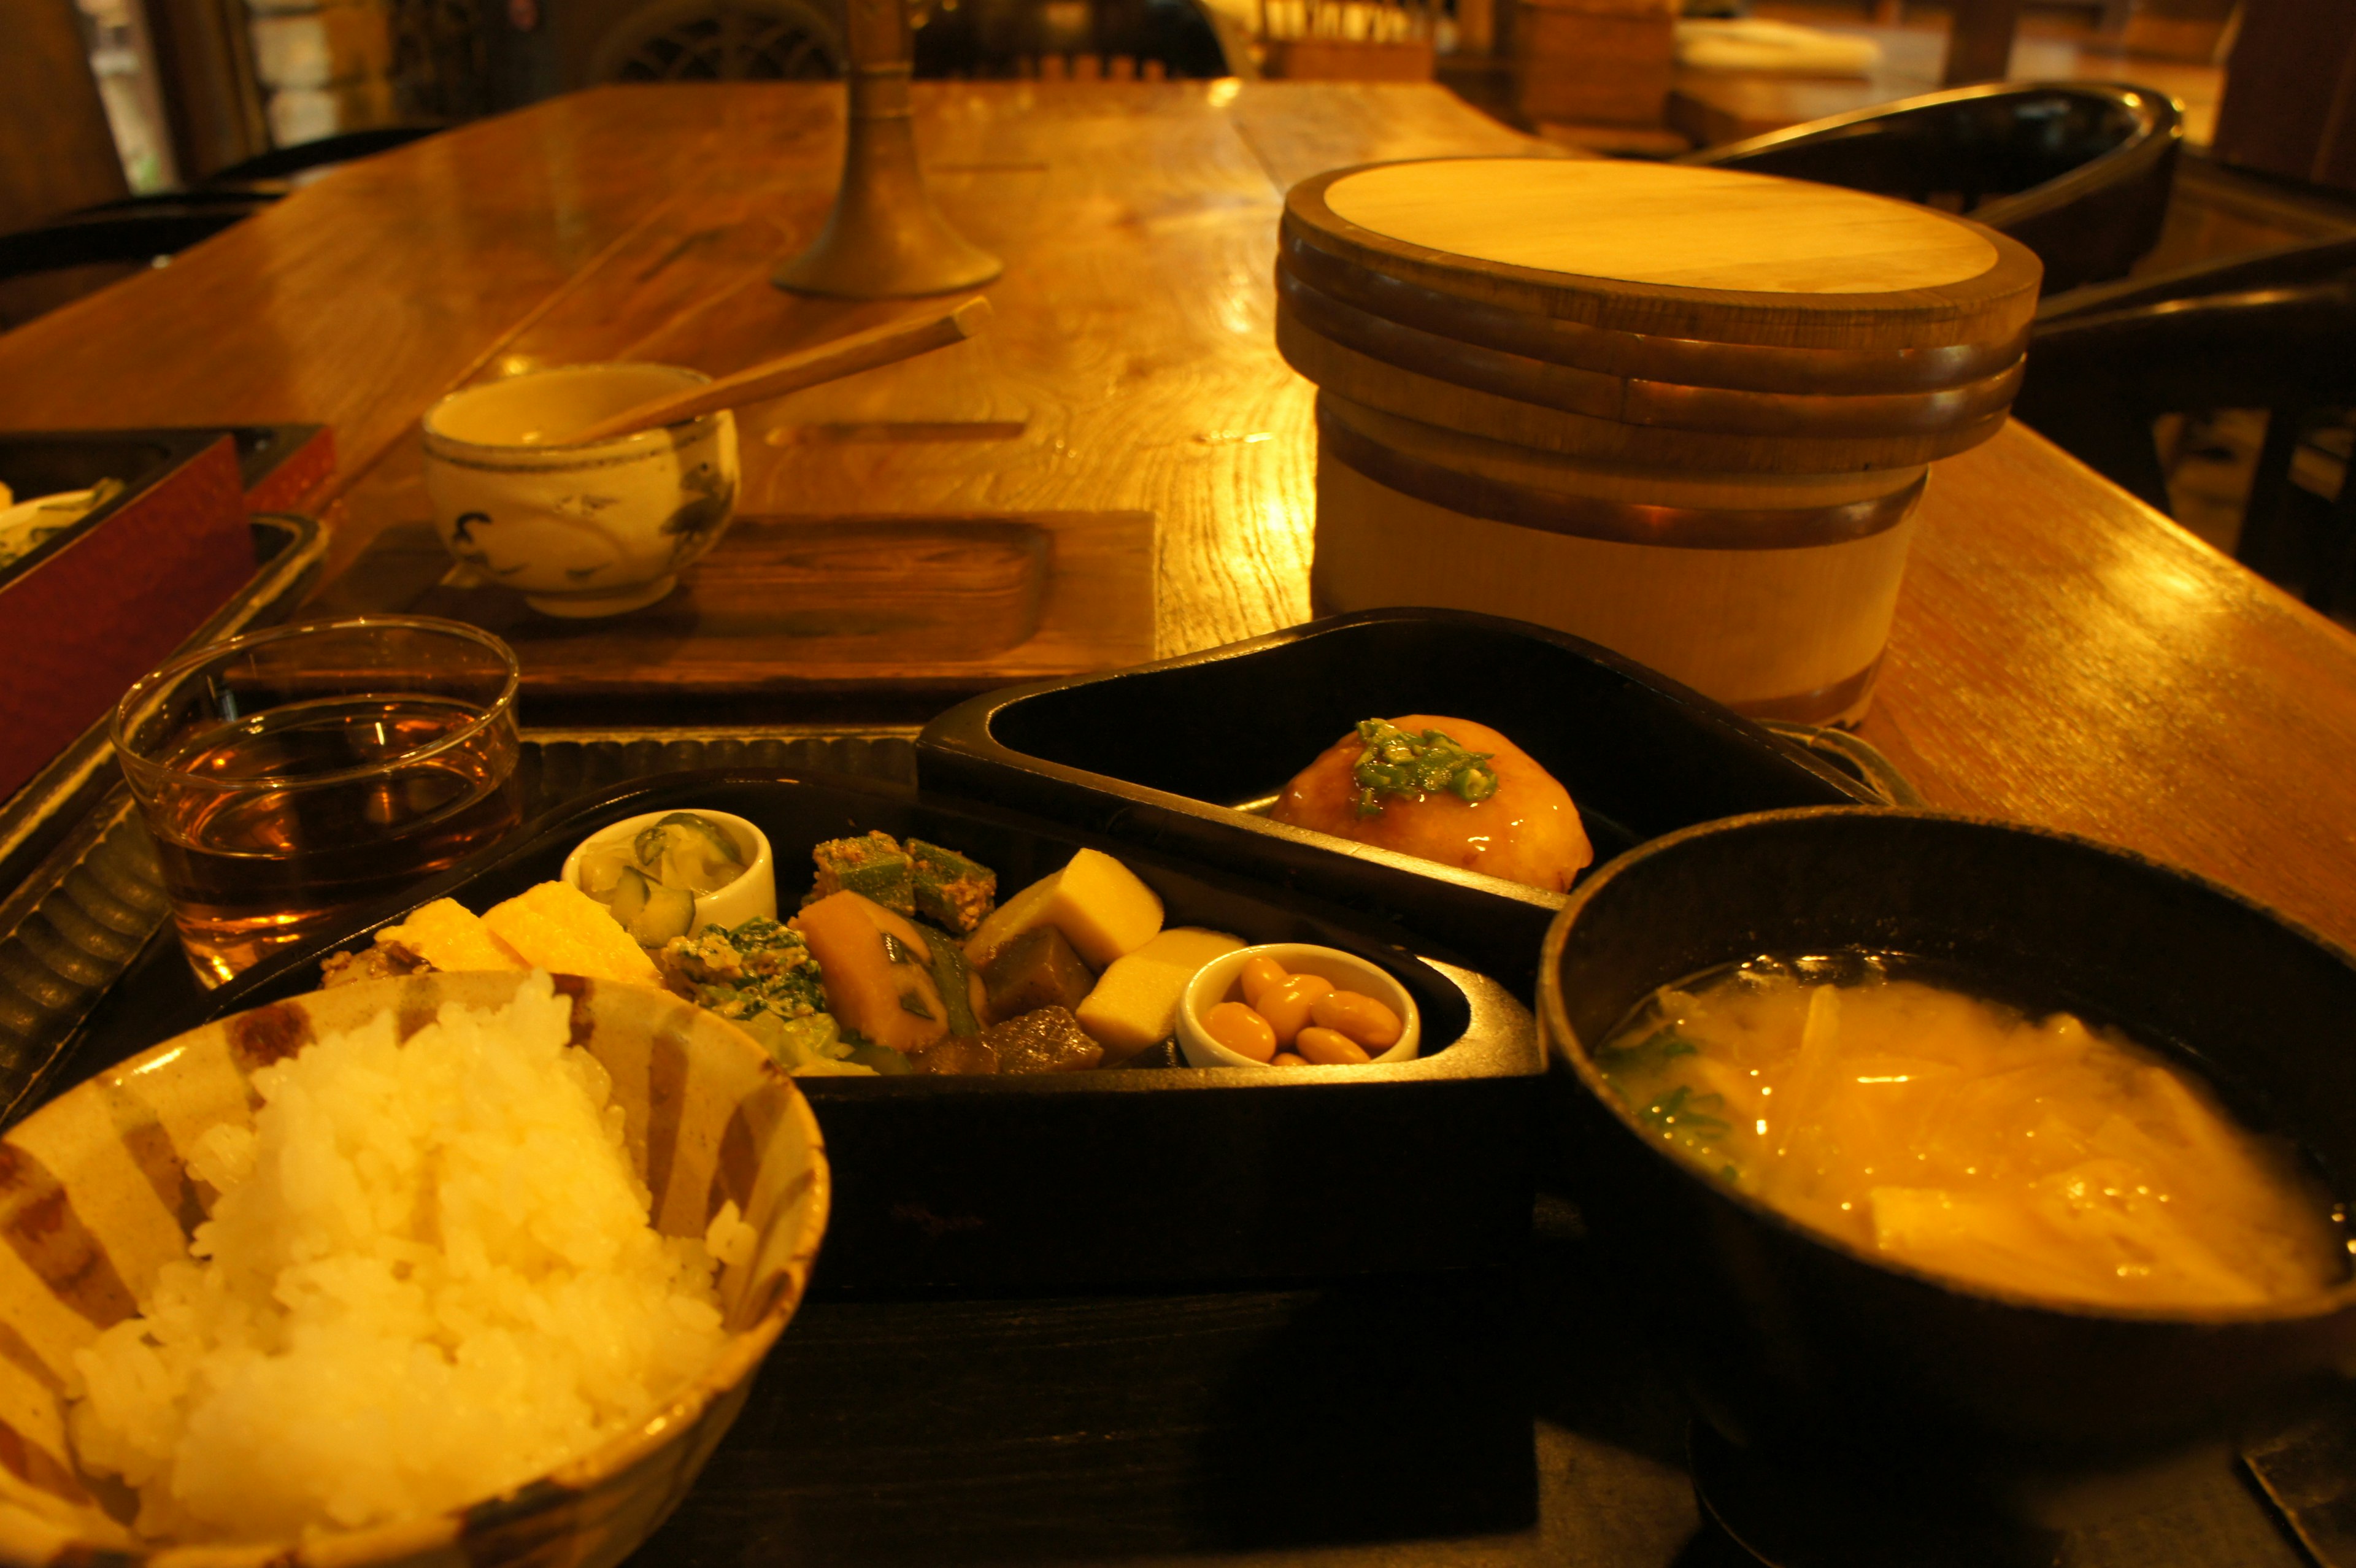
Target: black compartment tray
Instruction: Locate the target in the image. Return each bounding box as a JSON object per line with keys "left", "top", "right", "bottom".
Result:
{"left": 62, "top": 768, "right": 1538, "bottom": 1293}
{"left": 917, "top": 608, "right": 1879, "bottom": 997}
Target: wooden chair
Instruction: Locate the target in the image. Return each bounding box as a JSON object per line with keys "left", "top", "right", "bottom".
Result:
{"left": 1677, "top": 82, "right": 2182, "bottom": 293}
{"left": 0, "top": 201, "right": 269, "bottom": 280}
{"left": 912, "top": 0, "right": 1229, "bottom": 80}
{"left": 201, "top": 126, "right": 444, "bottom": 187}
{"left": 2014, "top": 237, "right": 2356, "bottom": 612}
{"left": 589, "top": 0, "right": 845, "bottom": 79}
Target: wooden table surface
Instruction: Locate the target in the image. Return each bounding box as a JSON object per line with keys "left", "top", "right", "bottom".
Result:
{"left": 2, "top": 80, "right": 2354, "bottom": 1567}
{"left": 2, "top": 77, "right": 2350, "bottom": 949}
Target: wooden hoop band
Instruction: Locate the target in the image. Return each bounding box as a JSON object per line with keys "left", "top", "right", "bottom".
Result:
{"left": 1279, "top": 269, "right": 2025, "bottom": 440}
{"left": 1278, "top": 233, "right": 2030, "bottom": 396}
{"left": 1316, "top": 396, "right": 1927, "bottom": 551}
{"left": 1729, "top": 655, "right": 1885, "bottom": 725}
{"left": 1284, "top": 164, "right": 2044, "bottom": 352}
{"left": 1280, "top": 310, "right": 2012, "bottom": 471}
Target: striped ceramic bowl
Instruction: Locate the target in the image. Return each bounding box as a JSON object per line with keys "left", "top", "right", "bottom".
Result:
{"left": 0, "top": 970, "right": 830, "bottom": 1568}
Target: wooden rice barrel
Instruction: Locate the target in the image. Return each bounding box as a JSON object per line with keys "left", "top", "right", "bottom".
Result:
{"left": 1278, "top": 157, "right": 2042, "bottom": 723}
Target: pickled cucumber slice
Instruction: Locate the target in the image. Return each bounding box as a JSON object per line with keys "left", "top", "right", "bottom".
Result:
{"left": 631, "top": 883, "right": 696, "bottom": 945}
{"left": 609, "top": 865, "right": 653, "bottom": 931}
{"left": 634, "top": 812, "right": 745, "bottom": 894}
{"left": 574, "top": 847, "right": 631, "bottom": 903}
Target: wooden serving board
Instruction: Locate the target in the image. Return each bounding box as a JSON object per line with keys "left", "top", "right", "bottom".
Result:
{"left": 309, "top": 510, "right": 1155, "bottom": 698}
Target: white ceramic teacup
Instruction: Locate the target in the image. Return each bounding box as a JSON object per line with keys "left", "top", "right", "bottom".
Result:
{"left": 421, "top": 363, "right": 741, "bottom": 618}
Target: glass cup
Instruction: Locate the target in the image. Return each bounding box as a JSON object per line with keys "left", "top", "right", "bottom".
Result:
{"left": 112, "top": 616, "right": 524, "bottom": 986}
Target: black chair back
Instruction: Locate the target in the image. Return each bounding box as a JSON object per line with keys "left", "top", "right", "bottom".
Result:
{"left": 0, "top": 202, "right": 267, "bottom": 283}
{"left": 2017, "top": 237, "right": 2356, "bottom": 612}
{"left": 1679, "top": 82, "right": 2182, "bottom": 293}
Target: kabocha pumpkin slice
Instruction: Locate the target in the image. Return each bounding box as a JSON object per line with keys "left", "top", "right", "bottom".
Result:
{"left": 964, "top": 847, "right": 1164, "bottom": 970}
{"left": 794, "top": 890, "right": 955, "bottom": 1054}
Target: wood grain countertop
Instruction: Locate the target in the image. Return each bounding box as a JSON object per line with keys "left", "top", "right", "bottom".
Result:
{"left": 1, "top": 80, "right": 2351, "bottom": 957}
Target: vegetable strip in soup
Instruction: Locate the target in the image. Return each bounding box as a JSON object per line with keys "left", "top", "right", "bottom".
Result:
{"left": 1596, "top": 959, "right": 2348, "bottom": 1309}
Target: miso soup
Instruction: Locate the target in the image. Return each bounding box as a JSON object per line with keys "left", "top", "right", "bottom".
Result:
{"left": 1595, "top": 955, "right": 2348, "bottom": 1310}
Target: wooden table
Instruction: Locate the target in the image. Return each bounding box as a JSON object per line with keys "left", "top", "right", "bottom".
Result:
{"left": 1, "top": 79, "right": 2352, "bottom": 1567}
{"left": 2, "top": 77, "right": 2350, "bottom": 951}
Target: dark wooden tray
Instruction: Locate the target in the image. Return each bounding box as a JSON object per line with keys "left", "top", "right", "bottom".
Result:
{"left": 306, "top": 509, "right": 1156, "bottom": 701}
{"left": 917, "top": 607, "right": 1882, "bottom": 997}
{"left": 63, "top": 768, "right": 1537, "bottom": 1293}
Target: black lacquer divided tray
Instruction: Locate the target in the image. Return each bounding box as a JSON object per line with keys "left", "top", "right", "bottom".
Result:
{"left": 917, "top": 607, "right": 1882, "bottom": 997}
{"left": 58, "top": 767, "right": 1538, "bottom": 1294}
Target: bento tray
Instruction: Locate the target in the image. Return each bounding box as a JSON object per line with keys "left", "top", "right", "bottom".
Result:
{"left": 917, "top": 607, "right": 1884, "bottom": 996}
{"left": 58, "top": 769, "right": 1538, "bottom": 1293}
{"left": 0, "top": 733, "right": 918, "bottom": 1128}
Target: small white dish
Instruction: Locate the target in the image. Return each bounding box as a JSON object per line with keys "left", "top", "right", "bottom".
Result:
{"left": 1176, "top": 942, "right": 1422, "bottom": 1069}
{"left": 421, "top": 363, "right": 740, "bottom": 618}
{"left": 561, "top": 809, "right": 776, "bottom": 938}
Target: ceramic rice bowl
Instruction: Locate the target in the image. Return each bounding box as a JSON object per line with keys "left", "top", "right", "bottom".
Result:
{"left": 0, "top": 970, "right": 830, "bottom": 1568}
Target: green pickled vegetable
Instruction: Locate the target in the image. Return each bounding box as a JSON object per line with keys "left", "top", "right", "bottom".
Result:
{"left": 633, "top": 883, "right": 696, "bottom": 945}
{"left": 609, "top": 864, "right": 652, "bottom": 929}
{"left": 1349, "top": 718, "right": 1499, "bottom": 818}
{"left": 634, "top": 812, "right": 745, "bottom": 894}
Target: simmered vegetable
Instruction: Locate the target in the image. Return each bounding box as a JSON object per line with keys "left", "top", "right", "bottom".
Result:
{"left": 980, "top": 925, "right": 1096, "bottom": 1024}
{"left": 980, "top": 1006, "right": 1104, "bottom": 1073}
{"left": 964, "top": 848, "right": 1164, "bottom": 970}
{"left": 809, "top": 832, "right": 914, "bottom": 916}
{"left": 795, "top": 891, "right": 963, "bottom": 1054}
{"left": 909, "top": 839, "right": 997, "bottom": 933}
{"left": 1074, "top": 927, "right": 1244, "bottom": 1061}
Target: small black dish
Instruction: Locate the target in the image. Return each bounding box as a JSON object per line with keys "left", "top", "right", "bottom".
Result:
{"left": 78, "top": 767, "right": 1538, "bottom": 1294}
{"left": 1539, "top": 807, "right": 2356, "bottom": 1526}
{"left": 916, "top": 608, "right": 1875, "bottom": 998}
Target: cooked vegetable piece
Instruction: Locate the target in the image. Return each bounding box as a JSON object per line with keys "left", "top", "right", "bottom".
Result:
{"left": 660, "top": 917, "right": 828, "bottom": 1025}
{"left": 738, "top": 1012, "right": 876, "bottom": 1077}
{"left": 980, "top": 925, "right": 1096, "bottom": 1023}
{"left": 908, "top": 839, "right": 997, "bottom": 934}
{"left": 793, "top": 890, "right": 950, "bottom": 1053}
{"left": 480, "top": 882, "right": 662, "bottom": 987}
{"left": 1074, "top": 927, "right": 1244, "bottom": 1062}
{"left": 809, "top": 831, "right": 914, "bottom": 917}
{"left": 964, "top": 847, "right": 1164, "bottom": 970}
{"left": 918, "top": 927, "right": 987, "bottom": 1036}
{"left": 910, "top": 1034, "right": 1000, "bottom": 1075}
{"left": 633, "top": 883, "right": 696, "bottom": 945}
{"left": 609, "top": 864, "right": 652, "bottom": 929}
{"left": 843, "top": 1038, "right": 917, "bottom": 1075}
{"left": 633, "top": 812, "right": 745, "bottom": 894}
{"left": 981, "top": 1007, "right": 1104, "bottom": 1073}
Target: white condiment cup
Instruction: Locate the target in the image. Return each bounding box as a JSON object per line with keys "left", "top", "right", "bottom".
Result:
{"left": 1176, "top": 942, "right": 1422, "bottom": 1069}
{"left": 421, "top": 363, "right": 740, "bottom": 618}
{"left": 562, "top": 809, "right": 776, "bottom": 937}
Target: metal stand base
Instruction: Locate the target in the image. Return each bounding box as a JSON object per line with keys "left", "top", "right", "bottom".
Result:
{"left": 774, "top": 64, "right": 1002, "bottom": 299}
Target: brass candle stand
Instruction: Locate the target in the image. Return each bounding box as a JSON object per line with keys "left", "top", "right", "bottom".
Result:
{"left": 773, "top": 0, "right": 1002, "bottom": 298}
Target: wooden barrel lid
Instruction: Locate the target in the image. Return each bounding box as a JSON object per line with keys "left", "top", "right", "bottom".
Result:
{"left": 1279, "top": 306, "right": 2010, "bottom": 472}
{"left": 1285, "top": 159, "right": 2043, "bottom": 353}
{"left": 1277, "top": 266, "right": 2024, "bottom": 445}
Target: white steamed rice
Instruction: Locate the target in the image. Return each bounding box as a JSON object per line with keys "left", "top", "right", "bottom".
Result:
{"left": 68, "top": 971, "right": 752, "bottom": 1542}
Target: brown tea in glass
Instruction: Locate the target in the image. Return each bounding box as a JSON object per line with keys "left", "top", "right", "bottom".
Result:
{"left": 113, "top": 617, "right": 523, "bottom": 986}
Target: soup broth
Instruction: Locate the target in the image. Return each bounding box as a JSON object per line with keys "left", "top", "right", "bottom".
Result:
{"left": 1595, "top": 956, "right": 2348, "bottom": 1310}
